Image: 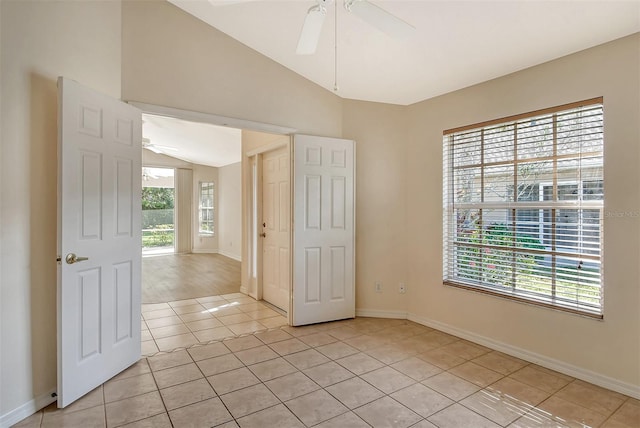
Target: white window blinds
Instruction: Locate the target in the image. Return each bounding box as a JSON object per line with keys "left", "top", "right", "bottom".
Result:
{"left": 443, "top": 98, "right": 604, "bottom": 317}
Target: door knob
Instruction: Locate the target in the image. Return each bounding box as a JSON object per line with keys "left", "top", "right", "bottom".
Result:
{"left": 259, "top": 233, "right": 266, "bottom": 238}
{"left": 65, "top": 253, "right": 89, "bottom": 264}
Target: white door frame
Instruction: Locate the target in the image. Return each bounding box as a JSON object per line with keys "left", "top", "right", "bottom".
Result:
{"left": 129, "top": 102, "right": 296, "bottom": 136}
{"left": 246, "top": 139, "right": 293, "bottom": 324}
{"left": 128, "top": 102, "right": 296, "bottom": 320}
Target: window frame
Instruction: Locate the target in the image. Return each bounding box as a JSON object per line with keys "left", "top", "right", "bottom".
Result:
{"left": 198, "top": 181, "right": 215, "bottom": 236}
{"left": 442, "top": 97, "right": 604, "bottom": 318}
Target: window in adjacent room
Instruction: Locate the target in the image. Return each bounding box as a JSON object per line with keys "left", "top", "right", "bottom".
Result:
{"left": 199, "top": 181, "right": 215, "bottom": 236}
{"left": 442, "top": 98, "right": 604, "bottom": 317}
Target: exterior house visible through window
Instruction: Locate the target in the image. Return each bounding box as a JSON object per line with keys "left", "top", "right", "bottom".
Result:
{"left": 442, "top": 98, "right": 604, "bottom": 317}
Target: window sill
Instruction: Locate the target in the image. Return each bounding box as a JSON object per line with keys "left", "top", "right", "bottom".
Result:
{"left": 443, "top": 280, "right": 604, "bottom": 320}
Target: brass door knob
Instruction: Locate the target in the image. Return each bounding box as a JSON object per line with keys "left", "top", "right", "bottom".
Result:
{"left": 65, "top": 253, "right": 89, "bottom": 264}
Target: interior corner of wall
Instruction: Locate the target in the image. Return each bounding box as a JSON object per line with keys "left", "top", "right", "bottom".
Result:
{"left": 0, "top": 387, "right": 56, "bottom": 428}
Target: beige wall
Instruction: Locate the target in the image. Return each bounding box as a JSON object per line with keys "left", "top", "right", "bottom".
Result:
{"left": 218, "top": 162, "right": 242, "bottom": 261}
{"left": 342, "top": 100, "right": 410, "bottom": 315}
{"left": 2, "top": 0, "right": 638, "bottom": 423}
{"left": 121, "top": 0, "right": 343, "bottom": 137}
{"left": 405, "top": 34, "right": 640, "bottom": 392}
{"left": 0, "top": 0, "right": 122, "bottom": 419}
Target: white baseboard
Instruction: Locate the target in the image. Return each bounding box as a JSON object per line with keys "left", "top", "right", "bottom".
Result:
{"left": 407, "top": 312, "right": 640, "bottom": 400}
{"left": 217, "top": 250, "right": 241, "bottom": 262}
{"left": 1, "top": 388, "right": 56, "bottom": 428}
{"left": 356, "top": 308, "right": 408, "bottom": 319}
{"left": 190, "top": 249, "right": 241, "bottom": 261}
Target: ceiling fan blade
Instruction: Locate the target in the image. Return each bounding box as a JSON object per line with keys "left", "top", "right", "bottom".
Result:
{"left": 296, "top": 5, "right": 327, "bottom": 55}
{"left": 345, "top": 0, "right": 414, "bottom": 38}
{"left": 142, "top": 137, "right": 179, "bottom": 154}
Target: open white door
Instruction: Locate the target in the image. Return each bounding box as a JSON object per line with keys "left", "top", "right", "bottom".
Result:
{"left": 57, "top": 77, "right": 142, "bottom": 407}
{"left": 262, "top": 146, "right": 291, "bottom": 312}
{"left": 292, "top": 135, "right": 355, "bottom": 326}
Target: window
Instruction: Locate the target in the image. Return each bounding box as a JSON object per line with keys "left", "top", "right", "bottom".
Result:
{"left": 199, "top": 181, "right": 214, "bottom": 235}
{"left": 443, "top": 98, "right": 604, "bottom": 317}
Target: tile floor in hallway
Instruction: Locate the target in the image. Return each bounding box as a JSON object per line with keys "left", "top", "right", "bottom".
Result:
{"left": 139, "top": 293, "right": 289, "bottom": 356}
{"left": 13, "top": 308, "right": 640, "bottom": 427}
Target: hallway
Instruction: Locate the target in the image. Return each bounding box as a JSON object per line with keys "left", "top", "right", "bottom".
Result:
{"left": 141, "top": 293, "right": 287, "bottom": 356}
{"left": 142, "top": 253, "right": 241, "bottom": 303}
{"left": 141, "top": 252, "right": 265, "bottom": 356}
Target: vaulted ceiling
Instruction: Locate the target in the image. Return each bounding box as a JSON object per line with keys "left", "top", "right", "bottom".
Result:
{"left": 168, "top": 0, "right": 639, "bottom": 106}
{"left": 146, "top": 1, "right": 638, "bottom": 165}
{"left": 143, "top": 114, "right": 241, "bottom": 167}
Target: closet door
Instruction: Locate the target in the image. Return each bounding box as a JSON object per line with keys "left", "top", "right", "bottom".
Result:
{"left": 292, "top": 135, "right": 355, "bottom": 326}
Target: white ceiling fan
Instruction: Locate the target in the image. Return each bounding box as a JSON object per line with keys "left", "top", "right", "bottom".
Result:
{"left": 208, "top": 0, "right": 415, "bottom": 55}
{"left": 142, "top": 137, "right": 179, "bottom": 155}
{"left": 297, "top": 0, "right": 414, "bottom": 55}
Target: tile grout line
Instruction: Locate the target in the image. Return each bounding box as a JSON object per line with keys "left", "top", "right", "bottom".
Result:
{"left": 183, "top": 331, "right": 435, "bottom": 425}
{"left": 142, "top": 296, "right": 287, "bottom": 356}
{"left": 188, "top": 343, "right": 237, "bottom": 427}
{"left": 31, "top": 311, "right": 636, "bottom": 428}
{"left": 102, "top": 385, "right": 107, "bottom": 428}
{"left": 136, "top": 358, "right": 172, "bottom": 428}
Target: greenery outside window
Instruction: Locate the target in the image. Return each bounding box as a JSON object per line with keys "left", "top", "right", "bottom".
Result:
{"left": 199, "top": 181, "right": 214, "bottom": 236}
{"left": 442, "top": 98, "right": 604, "bottom": 317}
{"left": 141, "top": 167, "right": 175, "bottom": 251}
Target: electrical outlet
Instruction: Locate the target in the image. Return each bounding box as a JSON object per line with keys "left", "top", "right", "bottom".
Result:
{"left": 399, "top": 283, "right": 406, "bottom": 294}
{"left": 375, "top": 281, "right": 383, "bottom": 293}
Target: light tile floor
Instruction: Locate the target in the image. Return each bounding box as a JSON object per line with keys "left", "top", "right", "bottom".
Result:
{"left": 13, "top": 301, "right": 640, "bottom": 428}
{"left": 139, "top": 293, "right": 288, "bottom": 355}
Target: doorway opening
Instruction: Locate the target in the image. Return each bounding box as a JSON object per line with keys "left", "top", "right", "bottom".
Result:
{"left": 246, "top": 141, "right": 292, "bottom": 316}
{"left": 141, "top": 167, "right": 175, "bottom": 257}
{"left": 138, "top": 112, "right": 289, "bottom": 355}
{"left": 140, "top": 112, "right": 243, "bottom": 304}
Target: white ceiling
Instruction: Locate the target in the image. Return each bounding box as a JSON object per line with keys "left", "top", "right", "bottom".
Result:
{"left": 142, "top": 114, "right": 241, "bottom": 167}
{"left": 168, "top": 0, "right": 639, "bottom": 106}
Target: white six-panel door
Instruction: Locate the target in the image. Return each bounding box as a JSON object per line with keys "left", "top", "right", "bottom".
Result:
{"left": 262, "top": 146, "right": 291, "bottom": 312}
{"left": 57, "top": 77, "right": 142, "bottom": 407}
{"left": 292, "top": 135, "right": 355, "bottom": 326}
